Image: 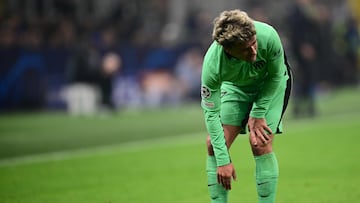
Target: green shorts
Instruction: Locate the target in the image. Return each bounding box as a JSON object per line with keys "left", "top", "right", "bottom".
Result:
{"left": 220, "top": 77, "right": 291, "bottom": 134}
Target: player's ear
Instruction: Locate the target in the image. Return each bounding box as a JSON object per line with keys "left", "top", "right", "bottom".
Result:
{"left": 223, "top": 47, "right": 232, "bottom": 55}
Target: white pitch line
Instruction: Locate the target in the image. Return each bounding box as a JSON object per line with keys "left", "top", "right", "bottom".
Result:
{"left": 0, "top": 132, "right": 205, "bottom": 168}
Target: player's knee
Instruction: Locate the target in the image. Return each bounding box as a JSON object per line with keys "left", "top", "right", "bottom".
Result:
{"left": 206, "top": 136, "right": 214, "bottom": 155}
{"left": 251, "top": 144, "right": 273, "bottom": 156}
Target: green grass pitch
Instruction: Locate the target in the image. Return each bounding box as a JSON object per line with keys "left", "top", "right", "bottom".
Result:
{"left": 0, "top": 87, "right": 359, "bottom": 203}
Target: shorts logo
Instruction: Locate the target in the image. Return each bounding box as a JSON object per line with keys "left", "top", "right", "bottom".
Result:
{"left": 201, "top": 86, "right": 211, "bottom": 99}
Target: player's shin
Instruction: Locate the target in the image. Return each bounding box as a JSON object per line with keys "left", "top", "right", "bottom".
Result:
{"left": 254, "top": 152, "right": 279, "bottom": 203}
{"left": 207, "top": 155, "right": 228, "bottom": 203}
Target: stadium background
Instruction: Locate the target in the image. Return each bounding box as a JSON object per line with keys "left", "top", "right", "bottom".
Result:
{"left": 0, "top": 0, "right": 359, "bottom": 112}
{"left": 0, "top": 0, "right": 360, "bottom": 203}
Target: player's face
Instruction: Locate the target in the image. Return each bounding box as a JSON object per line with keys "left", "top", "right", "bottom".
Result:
{"left": 225, "top": 35, "right": 257, "bottom": 62}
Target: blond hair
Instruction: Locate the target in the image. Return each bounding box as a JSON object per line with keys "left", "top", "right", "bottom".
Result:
{"left": 212, "top": 9, "right": 256, "bottom": 49}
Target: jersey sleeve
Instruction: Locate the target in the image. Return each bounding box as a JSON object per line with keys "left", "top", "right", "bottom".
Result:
{"left": 201, "top": 50, "right": 231, "bottom": 166}
{"left": 250, "top": 27, "right": 285, "bottom": 118}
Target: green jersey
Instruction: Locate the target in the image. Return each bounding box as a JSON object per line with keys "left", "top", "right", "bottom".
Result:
{"left": 201, "top": 21, "right": 289, "bottom": 166}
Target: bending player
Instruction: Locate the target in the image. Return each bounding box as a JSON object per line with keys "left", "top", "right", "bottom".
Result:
{"left": 201, "top": 9, "right": 292, "bottom": 203}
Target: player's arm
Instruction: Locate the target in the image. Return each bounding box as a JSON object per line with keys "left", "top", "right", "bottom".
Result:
{"left": 250, "top": 27, "right": 285, "bottom": 119}
{"left": 249, "top": 27, "right": 285, "bottom": 145}
{"left": 201, "top": 60, "right": 230, "bottom": 167}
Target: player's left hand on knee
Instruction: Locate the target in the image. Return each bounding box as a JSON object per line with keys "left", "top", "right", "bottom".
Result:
{"left": 248, "top": 117, "right": 273, "bottom": 146}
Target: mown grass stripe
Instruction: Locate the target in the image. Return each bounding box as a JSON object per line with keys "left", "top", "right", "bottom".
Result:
{"left": 0, "top": 132, "right": 204, "bottom": 167}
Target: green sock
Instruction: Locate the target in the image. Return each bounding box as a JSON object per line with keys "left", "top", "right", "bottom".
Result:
{"left": 254, "top": 152, "right": 279, "bottom": 203}
{"left": 207, "top": 155, "right": 228, "bottom": 203}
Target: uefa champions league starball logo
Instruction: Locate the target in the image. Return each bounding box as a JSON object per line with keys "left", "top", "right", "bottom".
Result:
{"left": 201, "top": 86, "right": 211, "bottom": 99}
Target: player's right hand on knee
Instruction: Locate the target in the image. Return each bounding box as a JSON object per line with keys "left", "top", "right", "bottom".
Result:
{"left": 217, "top": 163, "right": 237, "bottom": 190}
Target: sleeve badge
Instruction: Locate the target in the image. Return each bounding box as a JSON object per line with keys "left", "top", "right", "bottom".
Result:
{"left": 201, "top": 85, "right": 211, "bottom": 99}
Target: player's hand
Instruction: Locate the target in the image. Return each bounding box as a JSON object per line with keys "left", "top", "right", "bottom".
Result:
{"left": 217, "top": 163, "right": 237, "bottom": 190}
{"left": 248, "top": 117, "right": 272, "bottom": 147}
